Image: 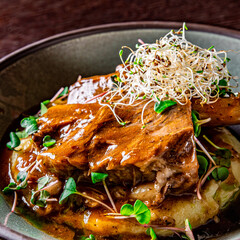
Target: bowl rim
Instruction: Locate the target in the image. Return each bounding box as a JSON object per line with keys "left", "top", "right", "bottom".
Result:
{"left": 0, "top": 21, "right": 240, "bottom": 240}
{"left": 0, "top": 21, "right": 239, "bottom": 71}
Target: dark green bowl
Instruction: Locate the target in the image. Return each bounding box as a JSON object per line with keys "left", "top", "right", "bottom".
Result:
{"left": 0, "top": 22, "right": 239, "bottom": 240}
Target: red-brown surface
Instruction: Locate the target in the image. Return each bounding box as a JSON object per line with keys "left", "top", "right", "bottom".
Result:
{"left": 0, "top": 0, "right": 239, "bottom": 58}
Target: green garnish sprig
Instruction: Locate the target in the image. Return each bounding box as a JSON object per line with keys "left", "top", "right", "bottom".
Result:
{"left": 146, "top": 227, "right": 157, "bottom": 240}
{"left": 145, "top": 218, "right": 195, "bottom": 240}
{"left": 6, "top": 132, "right": 21, "bottom": 150}
{"left": 203, "top": 135, "right": 231, "bottom": 181}
{"left": 3, "top": 171, "right": 28, "bottom": 193}
{"left": 154, "top": 100, "right": 176, "bottom": 114}
{"left": 191, "top": 111, "right": 211, "bottom": 137}
{"left": 43, "top": 135, "right": 56, "bottom": 148}
{"left": 105, "top": 199, "right": 151, "bottom": 225}
{"left": 59, "top": 177, "right": 115, "bottom": 212}
{"left": 40, "top": 100, "right": 50, "bottom": 116}
{"left": 79, "top": 234, "right": 95, "bottom": 240}
{"left": 31, "top": 176, "right": 50, "bottom": 207}
{"left": 91, "top": 172, "right": 117, "bottom": 212}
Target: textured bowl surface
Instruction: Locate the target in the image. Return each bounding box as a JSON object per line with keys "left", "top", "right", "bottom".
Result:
{"left": 0, "top": 22, "right": 239, "bottom": 240}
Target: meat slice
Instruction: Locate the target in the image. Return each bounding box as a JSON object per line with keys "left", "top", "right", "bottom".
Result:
{"left": 192, "top": 95, "right": 240, "bottom": 126}
{"left": 35, "top": 99, "right": 198, "bottom": 204}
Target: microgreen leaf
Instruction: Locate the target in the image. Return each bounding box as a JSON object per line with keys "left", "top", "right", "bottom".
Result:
{"left": 58, "top": 87, "right": 69, "bottom": 98}
{"left": 154, "top": 100, "right": 176, "bottom": 114}
{"left": 197, "top": 155, "right": 208, "bottom": 177}
{"left": 59, "top": 177, "right": 77, "bottom": 204}
{"left": 37, "top": 176, "right": 49, "bottom": 190}
{"left": 17, "top": 171, "right": 27, "bottom": 182}
{"left": 6, "top": 132, "right": 20, "bottom": 150}
{"left": 146, "top": 227, "right": 157, "bottom": 240}
{"left": 80, "top": 234, "right": 96, "bottom": 240}
{"left": 120, "top": 200, "right": 151, "bottom": 224}
{"left": 15, "top": 130, "right": 28, "bottom": 139}
{"left": 36, "top": 190, "right": 50, "bottom": 207}
{"left": 40, "top": 102, "right": 48, "bottom": 115}
{"left": 91, "top": 172, "right": 108, "bottom": 184}
{"left": 120, "top": 204, "right": 134, "bottom": 216}
{"left": 213, "top": 149, "right": 231, "bottom": 167}
{"left": 20, "top": 116, "right": 38, "bottom": 135}
{"left": 134, "top": 199, "right": 149, "bottom": 215}
{"left": 119, "top": 49, "right": 123, "bottom": 57}
{"left": 3, "top": 172, "right": 28, "bottom": 194}
{"left": 192, "top": 111, "right": 201, "bottom": 137}
{"left": 184, "top": 23, "right": 188, "bottom": 31}
{"left": 212, "top": 167, "right": 229, "bottom": 181}
{"left": 196, "top": 70, "right": 203, "bottom": 73}
{"left": 203, "top": 135, "right": 231, "bottom": 167}
{"left": 136, "top": 210, "right": 151, "bottom": 225}
{"left": 43, "top": 135, "right": 56, "bottom": 148}
{"left": 3, "top": 183, "right": 17, "bottom": 194}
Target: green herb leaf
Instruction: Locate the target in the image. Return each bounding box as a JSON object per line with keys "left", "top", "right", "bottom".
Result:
{"left": 184, "top": 23, "right": 188, "bottom": 31}
{"left": 146, "top": 227, "right": 157, "bottom": 240}
{"left": 203, "top": 135, "right": 231, "bottom": 167}
{"left": 3, "top": 182, "right": 17, "bottom": 194}
{"left": 20, "top": 116, "right": 38, "bottom": 135}
{"left": 36, "top": 190, "right": 50, "bottom": 207}
{"left": 91, "top": 172, "right": 108, "bottom": 184}
{"left": 154, "top": 100, "right": 176, "bottom": 114}
{"left": 59, "top": 177, "right": 77, "bottom": 204}
{"left": 213, "top": 149, "right": 231, "bottom": 167}
{"left": 37, "top": 176, "right": 49, "bottom": 190}
{"left": 80, "top": 234, "right": 96, "bottom": 240}
{"left": 3, "top": 172, "right": 28, "bottom": 194}
{"left": 58, "top": 87, "right": 69, "bottom": 98}
{"left": 136, "top": 210, "right": 151, "bottom": 224}
{"left": 212, "top": 167, "right": 229, "bottom": 181}
{"left": 6, "top": 132, "right": 21, "bottom": 150}
{"left": 15, "top": 130, "right": 28, "bottom": 139}
{"left": 43, "top": 135, "right": 56, "bottom": 148}
{"left": 40, "top": 102, "right": 48, "bottom": 116}
{"left": 120, "top": 204, "right": 134, "bottom": 216}
{"left": 197, "top": 155, "right": 208, "bottom": 176}
{"left": 17, "top": 171, "right": 27, "bottom": 182}
{"left": 192, "top": 111, "right": 201, "bottom": 137}
{"left": 120, "top": 200, "right": 151, "bottom": 224}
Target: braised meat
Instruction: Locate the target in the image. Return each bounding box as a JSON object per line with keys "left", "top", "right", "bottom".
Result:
{"left": 34, "top": 99, "right": 198, "bottom": 205}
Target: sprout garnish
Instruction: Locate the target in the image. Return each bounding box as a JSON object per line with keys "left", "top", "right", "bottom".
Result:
{"left": 59, "top": 177, "right": 114, "bottom": 212}
{"left": 105, "top": 199, "right": 151, "bottom": 224}
{"left": 96, "top": 23, "right": 235, "bottom": 126}
{"left": 91, "top": 172, "right": 117, "bottom": 212}
{"left": 43, "top": 135, "right": 56, "bottom": 148}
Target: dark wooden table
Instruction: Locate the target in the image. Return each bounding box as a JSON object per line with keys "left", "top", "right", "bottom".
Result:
{"left": 1, "top": 0, "right": 239, "bottom": 58}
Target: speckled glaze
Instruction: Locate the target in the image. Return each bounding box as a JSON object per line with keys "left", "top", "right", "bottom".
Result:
{"left": 0, "top": 22, "right": 239, "bottom": 240}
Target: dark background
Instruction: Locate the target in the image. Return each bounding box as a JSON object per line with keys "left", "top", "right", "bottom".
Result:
{"left": 0, "top": 0, "right": 239, "bottom": 58}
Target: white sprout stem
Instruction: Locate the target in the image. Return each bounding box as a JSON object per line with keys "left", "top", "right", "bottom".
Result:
{"left": 4, "top": 191, "right": 17, "bottom": 226}
{"left": 141, "top": 99, "right": 154, "bottom": 125}
{"left": 194, "top": 136, "right": 216, "bottom": 166}
{"left": 103, "top": 179, "right": 117, "bottom": 212}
